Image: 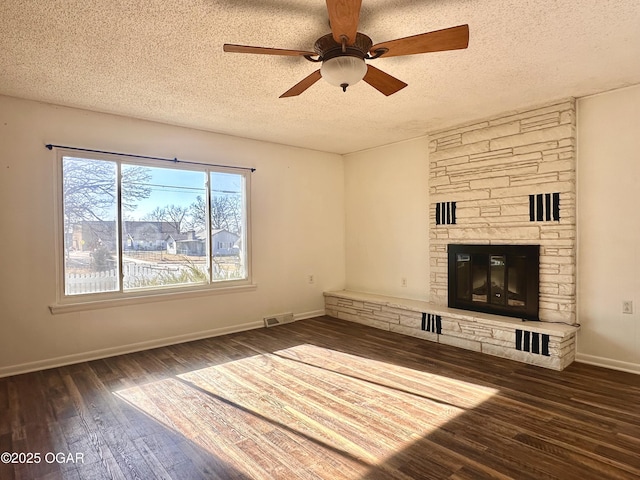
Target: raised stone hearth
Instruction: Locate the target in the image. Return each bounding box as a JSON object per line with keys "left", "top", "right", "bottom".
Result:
{"left": 324, "top": 290, "right": 578, "bottom": 371}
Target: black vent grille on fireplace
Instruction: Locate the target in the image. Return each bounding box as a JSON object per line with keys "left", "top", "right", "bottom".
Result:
{"left": 421, "top": 313, "right": 442, "bottom": 334}
{"left": 436, "top": 202, "right": 456, "bottom": 225}
{"left": 448, "top": 244, "right": 540, "bottom": 321}
{"left": 516, "top": 329, "right": 550, "bottom": 356}
{"left": 529, "top": 193, "right": 560, "bottom": 222}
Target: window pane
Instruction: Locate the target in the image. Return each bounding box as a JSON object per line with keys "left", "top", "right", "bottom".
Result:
{"left": 61, "top": 152, "right": 251, "bottom": 298}
{"left": 210, "top": 172, "right": 247, "bottom": 282}
{"left": 63, "top": 157, "right": 119, "bottom": 295}
{"left": 121, "top": 165, "right": 207, "bottom": 290}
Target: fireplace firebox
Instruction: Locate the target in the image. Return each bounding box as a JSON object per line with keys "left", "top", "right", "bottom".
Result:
{"left": 448, "top": 244, "right": 539, "bottom": 321}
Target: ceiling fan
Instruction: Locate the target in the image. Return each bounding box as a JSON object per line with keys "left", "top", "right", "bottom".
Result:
{"left": 223, "top": 0, "right": 469, "bottom": 98}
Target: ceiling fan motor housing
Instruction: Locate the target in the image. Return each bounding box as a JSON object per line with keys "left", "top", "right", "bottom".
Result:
{"left": 314, "top": 32, "right": 373, "bottom": 61}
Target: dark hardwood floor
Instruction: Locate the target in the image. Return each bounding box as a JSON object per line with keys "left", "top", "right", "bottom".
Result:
{"left": 0, "top": 316, "right": 638, "bottom": 479}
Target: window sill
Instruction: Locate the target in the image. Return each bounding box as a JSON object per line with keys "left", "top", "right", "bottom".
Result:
{"left": 49, "top": 283, "right": 258, "bottom": 315}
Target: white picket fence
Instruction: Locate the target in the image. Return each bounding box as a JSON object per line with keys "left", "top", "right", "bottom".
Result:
{"left": 64, "top": 263, "right": 198, "bottom": 295}
{"left": 65, "top": 269, "right": 118, "bottom": 294}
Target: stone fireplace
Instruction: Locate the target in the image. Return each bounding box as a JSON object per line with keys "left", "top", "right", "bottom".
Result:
{"left": 429, "top": 99, "right": 577, "bottom": 325}
{"left": 325, "top": 99, "right": 579, "bottom": 370}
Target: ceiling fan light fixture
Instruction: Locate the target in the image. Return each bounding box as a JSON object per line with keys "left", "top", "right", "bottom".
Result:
{"left": 223, "top": 5, "right": 470, "bottom": 98}
{"left": 320, "top": 56, "right": 367, "bottom": 91}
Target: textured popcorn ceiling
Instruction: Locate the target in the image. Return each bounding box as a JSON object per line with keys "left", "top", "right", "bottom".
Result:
{"left": 0, "top": 1, "right": 638, "bottom": 154}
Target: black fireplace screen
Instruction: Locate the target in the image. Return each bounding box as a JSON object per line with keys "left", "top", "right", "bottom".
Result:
{"left": 448, "top": 244, "right": 539, "bottom": 320}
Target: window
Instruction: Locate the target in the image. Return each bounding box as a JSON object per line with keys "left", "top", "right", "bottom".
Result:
{"left": 58, "top": 150, "right": 251, "bottom": 300}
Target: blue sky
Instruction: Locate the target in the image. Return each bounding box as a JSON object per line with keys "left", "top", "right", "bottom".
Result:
{"left": 124, "top": 165, "right": 242, "bottom": 219}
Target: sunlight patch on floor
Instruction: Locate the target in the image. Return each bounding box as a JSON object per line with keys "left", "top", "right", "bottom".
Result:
{"left": 113, "top": 344, "right": 498, "bottom": 478}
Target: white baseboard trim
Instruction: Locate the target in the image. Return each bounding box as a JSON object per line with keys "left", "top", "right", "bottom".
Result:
{"left": 0, "top": 320, "right": 263, "bottom": 379}
{"left": 0, "top": 309, "right": 329, "bottom": 379}
{"left": 575, "top": 353, "right": 640, "bottom": 375}
{"left": 294, "top": 309, "right": 326, "bottom": 321}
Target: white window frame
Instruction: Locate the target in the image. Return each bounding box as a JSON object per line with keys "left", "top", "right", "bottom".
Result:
{"left": 51, "top": 148, "right": 254, "bottom": 314}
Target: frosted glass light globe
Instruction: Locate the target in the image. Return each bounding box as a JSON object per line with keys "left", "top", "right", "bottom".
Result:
{"left": 320, "top": 56, "right": 367, "bottom": 91}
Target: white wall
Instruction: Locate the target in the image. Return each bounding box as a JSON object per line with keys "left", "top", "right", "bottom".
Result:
{"left": 344, "top": 137, "right": 430, "bottom": 300}
{"left": 0, "top": 95, "right": 345, "bottom": 376}
{"left": 3, "top": 86, "right": 637, "bottom": 377}
{"left": 576, "top": 85, "right": 640, "bottom": 373}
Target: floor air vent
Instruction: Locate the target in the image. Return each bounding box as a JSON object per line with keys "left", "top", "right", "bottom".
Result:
{"left": 263, "top": 312, "right": 294, "bottom": 328}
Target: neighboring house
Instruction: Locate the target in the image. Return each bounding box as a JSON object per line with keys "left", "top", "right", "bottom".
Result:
{"left": 123, "top": 221, "right": 180, "bottom": 251}
{"left": 71, "top": 221, "right": 240, "bottom": 256}
{"left": 166, "top": 229, "right": 240, "bottom": 257}
{"left": 212, "top": 229, "right": 240, "bottom": 256}
{"left": 166, "top": 230, "right": 205, "bottom": 256}
{"left": 71, "top": 221, "right": 116, "bottom": 251}
{"left": 72, "top": 221, "right": 180, "bottom": 251}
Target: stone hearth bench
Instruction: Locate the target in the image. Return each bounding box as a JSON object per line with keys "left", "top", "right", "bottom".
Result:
{"left": 324, "top": 290, "right": 579, "bottom": 371}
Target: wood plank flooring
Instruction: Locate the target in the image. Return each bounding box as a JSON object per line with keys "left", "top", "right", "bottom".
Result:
{"left": 0, "top": 316, "right": 638, "bottom": 479}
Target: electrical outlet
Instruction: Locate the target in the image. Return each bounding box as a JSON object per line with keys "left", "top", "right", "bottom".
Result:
{"left": 308, "top": 274, "right": 315, "bottom": 284}
{"left": 401, "top": 277, "right": 407, "bottom": 288}
{"left": 622, "top": 301, "right": 633, "bottom": 314}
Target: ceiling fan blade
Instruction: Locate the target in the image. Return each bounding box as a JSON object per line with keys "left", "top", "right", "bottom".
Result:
{"left": 326, "top": 0, "right": 362, "bottom": 45}
{"left": 363, "top": 65, "right": 407, "bottom": 96}
{"left": 370, "top": 24, "right": 469, "bottom": 58}
{"left": 280, "top": 70, "right": 323, "bottom": 98}
{"left": 223, "top": 44, "right": 316, "bottom": 57}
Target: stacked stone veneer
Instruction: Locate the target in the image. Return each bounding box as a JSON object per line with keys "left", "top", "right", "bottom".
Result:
{"left": 323, "top": 100, "right": 580, "bottom": 370}
{"left": 429, "top": 99, "right": 577, "bottom": 324}
{"left": 324, "top": 290, "right": 578, "bottom": 370}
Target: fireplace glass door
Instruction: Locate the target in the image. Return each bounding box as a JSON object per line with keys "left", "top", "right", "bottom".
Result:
{"left": 449, "top": 245, "right": 539, "bottom": 320}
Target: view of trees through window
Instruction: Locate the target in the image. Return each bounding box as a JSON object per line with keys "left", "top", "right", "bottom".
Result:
{"left": 62, "top": 155, "right": 248, "bottom": 296}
